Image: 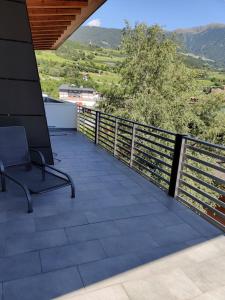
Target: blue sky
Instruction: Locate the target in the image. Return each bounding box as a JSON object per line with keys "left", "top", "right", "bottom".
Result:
{"left": 84, "top": 0, "right": 225, "bottom": 30}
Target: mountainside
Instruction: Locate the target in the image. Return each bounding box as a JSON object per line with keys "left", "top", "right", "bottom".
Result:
{"left": 70, "top": 26, "right": 122, "bottom": 49}
{"left": 70, "top": 24, "right": 225, "bottom": 67}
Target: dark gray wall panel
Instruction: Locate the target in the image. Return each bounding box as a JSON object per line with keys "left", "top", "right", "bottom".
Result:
{"left": 0, "top": 116, "right": 51, "bottom": 148}
{"left": 0, "top": 0, "right": 53, "bottom": 164}
{"left": 0, "top": 1, "right": 31, "bottom": 42}
{"left": 0, "top": 41, "right": 38, "bottom": 80}
{"left": 0, "top": 80, "right": 44, "bottom": 115}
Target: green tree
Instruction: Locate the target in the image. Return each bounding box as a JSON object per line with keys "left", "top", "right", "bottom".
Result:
{"left": 99, "top": 23, "right": 225, "bottom": 144}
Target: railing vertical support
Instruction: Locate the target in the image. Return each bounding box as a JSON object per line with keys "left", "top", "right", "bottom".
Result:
{"left": 77, "top": 106, "right": 80, "bottom": 132}
{"left": 130, "top": 123, "right": 137, "bottom": 167}
{"left": 95, "top": 111, "right": 100, "bottom": 145}
{"left": 114, "top": 118, "right": 118, "bottom": 157}
{"left": 168, "top": 134, "right": 186, "bottom": 197}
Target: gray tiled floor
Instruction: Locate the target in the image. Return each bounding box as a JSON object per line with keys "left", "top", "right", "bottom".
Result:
{"left": 0, "top": 131, "right": 224, "bottom": 300}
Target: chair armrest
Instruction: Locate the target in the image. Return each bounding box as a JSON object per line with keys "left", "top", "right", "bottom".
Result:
{"left": 45, "top": 165, "right": 72, "bottom": 182}
{"left": 0, "top": 160, "right": 5, "bottom": 174}
{"left": 30, "top": 148, "right": 46, "bottom": 166}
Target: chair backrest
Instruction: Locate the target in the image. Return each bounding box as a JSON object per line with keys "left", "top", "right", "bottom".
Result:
{"left": 0, "top": 126, "right": 30, "bottom": 167}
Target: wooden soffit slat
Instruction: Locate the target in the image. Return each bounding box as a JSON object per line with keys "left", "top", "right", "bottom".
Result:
{"left": 27, "top": 0, "right": 107, "bottom": 50}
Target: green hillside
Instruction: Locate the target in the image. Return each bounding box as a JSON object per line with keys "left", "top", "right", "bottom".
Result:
{"left": 36, "top": 41, "right": 122, "bottom": 98}
{"left": 70, "top": 24, "right": 225, "bottom": 67}
{"left": 36, "top": 39, "right": 225, "bottom": 99}
{"left": 70, "top": 26, "right": 122, "bottom": 49}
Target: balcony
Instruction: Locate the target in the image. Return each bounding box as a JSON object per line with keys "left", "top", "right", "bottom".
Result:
{"left": 0, "top": 127, "right": 224, "bottom": 300}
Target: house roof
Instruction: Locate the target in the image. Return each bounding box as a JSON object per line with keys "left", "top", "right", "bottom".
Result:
{"left": 59, "top": 84, "right": 95, "bottom": 92}
{"left": 27, "top": 0, "right": 107, "bottom": 50}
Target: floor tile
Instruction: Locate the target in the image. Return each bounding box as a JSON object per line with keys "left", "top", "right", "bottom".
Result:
{"left": 0, "top": 252, "right": 41, "bottom": 282}
{"left": 3, "top": 267, "right": 83, "bottom": 300}
{"left": 65, "top": 221, "right": 121, "bottom": 243}
{"left": 5, "top": 229, "right": 67, "bottom": 256}
{"left": 79, "top": 254, "right": 141, "bottom": 286}
{"left": 35, "top": 211, "right": 88, "bottom": 231}
{"left": 40, "top": 240, "right": 106, "bottom": 272}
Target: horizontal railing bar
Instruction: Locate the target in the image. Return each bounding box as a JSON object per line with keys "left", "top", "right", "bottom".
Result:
{"left": 116, "top": 149, "right": 130, "bottom": 163}
{"left": 82, "top": 114, "right": 96, "bottom": 123}
{"left": 118, "top": 127, "right": 132, "bottom": 136}
{"left": 80, "top": 118, "right": 96, "bottom": 126}
{"left": 134, "top": 147, "right": 172, "bottom": 169}
{"left": 133, "top": 160, "right": 170, "bottom": 185}
{"left": 83, "top": 109, "right": 96, "bottom": 116}
{"left": 179, "top": 188, "right": 225, "bottom": 220}
{"left": 99, "top": 135, "right": 114, "bottom": 146}
{"left": 99, "top": 130, "right": 114, "bottom": 141}
{"left": 99, "top": 128, "right": 115, "bottom": 139}
{"left": 81, "top": 122, "right": 95, "bottom": 131}
{"left": 116, "top": 143, "right": 131, "bottom": 155}
{"left": 136, "top": 128, "right": 175, "bottom": 144}
{"left": 117, "top": 133, "right": 132, "bottom": 142}
{"left": 183, "top": 163, "right": 225, "bottom": 186}
{"left": 99, "top": 135, "right": 113, "bottom": 148}
{"left": 180, "top": 179, "right": 225, "bottom": 209}
{"left": 185, "top": 154, "right": 225, "bottom": 173}
{"left": 134, "top": 154, "right": 171, "bottom": 176}
{"left": 185, "top": 136, "right": 225, "bottom": 151}
{"left": 80, "top": 106, "right": 176, "bottom": 136}
{"left": 99, "top": 124, "right": 115, "bottom": 135}
{"left": 79, "top": 123, "right": 95, "bottom": 133}
{"left": 79, "top": 116, "right": 95, "bottom": 126}
{"left": 135, "top": 134, "right": 174, "bottom": 152}
{"left": 117, "top": 121, "right": 133, "bottom": 129}
{"left": 99, "top": 119, "right": 115, "bottom": 129}
{"left": 81, "top": 128, "right": 95, "bottom": 140}
{"left": 116, "top": 137, "right": 131, "bottom": 148}
{"left": 99, "top": 138, "right": 114, "bottom": 151}
{"left": 176, "top": 195, "right": 225, "bottom": 231}
{"left": 186, "top": 145, "right": 225, "bottom": 162}
{"left": 181, "top": 171, "right": 225, "bottom": 197}
{"left": 135, "top": 141, "right": 173, "bottom": 160}
{"left": 100, "top": 115, "right": 116, "bottom": 123}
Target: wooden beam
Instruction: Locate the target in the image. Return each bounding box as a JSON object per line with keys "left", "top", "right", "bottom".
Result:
{"left": 31, "top": 25, "right": 68, "bottom": 30}
{"left": 53, "top": 0, "right": 107, "bottom": 49}
{"left": 30, "top": 15, "right": 76, "bottom": 21}
{"left": 32, "top": 31, "right": 64, "bottom": 35}
{"left": 30, "top": 21, "right": 71, "bottom": 26}
{"left": 27, "top": 0, "right": 88, "bottom": 8}
{"left": 29, "top": 8, "right": 81, "bottom": 16}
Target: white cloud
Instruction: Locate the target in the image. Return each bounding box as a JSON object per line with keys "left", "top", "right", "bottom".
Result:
{"left": 87, "top": 19, "right": 101, "bottom": 27}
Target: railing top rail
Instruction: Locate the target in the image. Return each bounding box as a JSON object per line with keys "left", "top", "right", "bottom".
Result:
{"left": 79, "top": 106, "right": 176, "bottom": 137}
{"left": 185, "top": 136, "right": 225, "bottom": 151}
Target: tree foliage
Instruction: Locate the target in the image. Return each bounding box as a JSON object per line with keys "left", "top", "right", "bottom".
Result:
{"left": 99, "top": 23, "right": 225, "bottom": 144}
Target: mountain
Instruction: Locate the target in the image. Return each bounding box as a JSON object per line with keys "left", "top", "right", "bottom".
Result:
{"left": 69, "top": 26, "right": 122, "bottom": 49}
{"left": 174, "top": 24, "right": 225, "bottom": 67}
{"left": 70, "top": 24, "right": 225, "bottom": 67}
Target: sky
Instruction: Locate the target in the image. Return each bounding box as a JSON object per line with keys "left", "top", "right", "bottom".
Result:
{"left": 85, "top": 0, "right": 225, "bottom": 30}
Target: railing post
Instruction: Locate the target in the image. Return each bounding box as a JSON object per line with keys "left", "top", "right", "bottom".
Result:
{"left": 168, "top": 134, "right": 186, "bottom": 197}
{"left": 114, "top": 118, "right": 118, "bottom": 157}
{"left": 77, "top": 105, "right": 80, "bottom": 132}
{"left": 95, "top": 111, "right": 100, "bottom": 144}
{"left": 130, "top": 123, "right": 137, "bottom": 167}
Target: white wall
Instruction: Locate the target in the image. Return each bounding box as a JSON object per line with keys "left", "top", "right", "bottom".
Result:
{"left": 44, "top": 102, "right": 77, "bottom": 129}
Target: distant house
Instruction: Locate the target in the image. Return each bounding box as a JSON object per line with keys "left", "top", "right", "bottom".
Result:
{"left": 59, "top": 84, "right": 100, "bottom": 107}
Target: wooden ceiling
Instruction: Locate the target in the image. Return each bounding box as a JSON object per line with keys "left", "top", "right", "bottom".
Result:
{"left": 27, "top": 0, "right": 107, "bottom": 50}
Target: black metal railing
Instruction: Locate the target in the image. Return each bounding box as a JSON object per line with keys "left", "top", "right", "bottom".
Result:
{"left": 77, "top": 106, "right": 225, "bottom": 231}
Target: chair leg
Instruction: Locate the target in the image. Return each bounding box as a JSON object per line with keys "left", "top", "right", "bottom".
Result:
{"left": 5, "top": 174, "right": 33, "bottom": 213}
{"left": 25, "top": 189, "right": 33, "bottom": 213}
{"left": 71, "top": 182, "right": 75, "bottom": 198}
{"left": 1, "top": 174, "right": 6, "bottom": 192}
